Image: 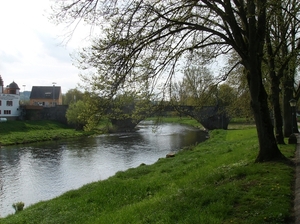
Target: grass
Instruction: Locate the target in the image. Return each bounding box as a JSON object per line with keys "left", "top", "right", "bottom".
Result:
{"left": 148, "top": 116, "right": 257, "bottom": 130}
{"left": 0, "top": 118, "right": 295, "bottom": 223}
{"left": 0, "top": 120, "right": 92, "bottom": 145}
{"left": 147, "top": 116, "right": 205, "bottom": 129}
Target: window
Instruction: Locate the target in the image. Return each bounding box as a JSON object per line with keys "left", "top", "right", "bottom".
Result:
{"left": 0, "top": 100, "right": 1, "bottom": 106}
{"left": 6, "top": 101, "right": 13, "bottom": 106}
{"left": 4, "top": 110, "right": 11, "bottom": 114}
{"left": 0, "top": 110, "right": 1, "bottom": 114}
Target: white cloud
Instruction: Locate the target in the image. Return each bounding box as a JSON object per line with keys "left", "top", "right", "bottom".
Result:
{"left": 0, "top": 0, "right": 90, "bottom": 93}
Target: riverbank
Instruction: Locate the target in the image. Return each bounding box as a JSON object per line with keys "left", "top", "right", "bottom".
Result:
{"left": 0, "top": 117, "right": 201, "bottom": 146}
{"left": 0, "top": 120, "right": 295, "bottom": 223}
{"left": 0, "top": 120, "right": 93, "bottom": 146}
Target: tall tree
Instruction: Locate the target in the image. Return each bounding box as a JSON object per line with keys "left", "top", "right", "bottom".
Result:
{"left": 63, "top": 88, "right": 84, "bottom": 105}
{"left": 264, "top": 0, "right": 300, "bottom": 143}
{"left": 171, "top": 66, "right": 215, "bottom": 106}
{"left": 279, "top": 0, "right": 300, "bottom": 137}
{"left": 52, "top": 1, "right": 293, "bottom": 162}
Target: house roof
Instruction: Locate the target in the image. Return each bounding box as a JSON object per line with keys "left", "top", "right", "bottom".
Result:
{"left": 30, "top": 86, "right": 61, "bottom": 99}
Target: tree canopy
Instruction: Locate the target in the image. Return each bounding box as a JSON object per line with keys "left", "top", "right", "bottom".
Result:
{"left": 52, "top": 0, "right": 300, "bottom": 162}
{"left": 63, "top": 88, "right": 85, "bottom": 105}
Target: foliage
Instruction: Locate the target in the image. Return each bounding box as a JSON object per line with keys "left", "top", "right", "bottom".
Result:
{"left": 12, "top": 202, "right": 24, "bottom": 213}
{"left": 111, "top": 92, "right": 153, "bottom": 120}
{"left": 62, "top": 88, "right": 85, "bottom": 105}
{"left": 171, "top": 66, "right": 216, "bottom": 106}
{"left": 65, "top": 100, "right": 87, "bottom": 129}
{"left": 65, "top": 89, "right": 155, "bottom": 132}
{"left": 224, "top": 58, "right": 253, "bottom": 119}
{"left": 65, "top": 92, "right": 108, "bottom": 131}
{"left": 218, "top": 84, "right": 237, "bottom": 111}
{"left": 171, "top": 64, "right": 252, "bottom": 120}
{"left": 0, "top": 125, "right": 294, "bottom": 223}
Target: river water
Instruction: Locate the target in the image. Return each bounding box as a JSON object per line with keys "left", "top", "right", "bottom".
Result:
{"left": 0, "top": 121, "right": 207, "bottom": 217}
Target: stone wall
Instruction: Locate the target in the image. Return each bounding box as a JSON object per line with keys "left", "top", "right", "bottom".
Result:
{"left": 41, "top": 106, "right": 68, "bottom": 124}
{"left": 21, "top": 105, "right": 68, "bottom": 124}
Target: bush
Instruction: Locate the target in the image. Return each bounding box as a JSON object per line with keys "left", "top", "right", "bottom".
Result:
{"left": 12, "top": 202, "right": 24, "bottom": 213}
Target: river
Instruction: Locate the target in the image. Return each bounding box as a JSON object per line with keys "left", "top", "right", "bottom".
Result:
{"left": 0, "top": 121, "right": 207, "bottom": 217}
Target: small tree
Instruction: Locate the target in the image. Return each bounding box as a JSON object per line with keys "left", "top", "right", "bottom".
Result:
{"left": 66, "top": 100, "right": 87, "bottom": 130}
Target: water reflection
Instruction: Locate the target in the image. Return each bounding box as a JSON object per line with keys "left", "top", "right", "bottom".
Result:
{"left": 0, "top": 121, "right": 206, "bottom": 217}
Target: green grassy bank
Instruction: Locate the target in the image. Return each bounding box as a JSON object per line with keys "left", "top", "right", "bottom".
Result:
{"left": 0, "top": 119, "right": 295, "bottom": 223}
{"left": 0, "top": 120, "right": 91, "bottom": 146}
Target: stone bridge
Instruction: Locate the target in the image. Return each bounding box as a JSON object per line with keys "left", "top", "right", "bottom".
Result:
{"left": 171, "top": 105, "right": 230, "bottom": 130}
{"left": 109, "top": 104, "right": 230, "bottom": 132}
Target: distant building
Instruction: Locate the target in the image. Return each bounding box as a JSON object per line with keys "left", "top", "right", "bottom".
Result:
{"left": 29, "top": 86, "right": 62, "bottom": 107}
{"left": 0, "top": 75, "right": 21, "bottom": 120}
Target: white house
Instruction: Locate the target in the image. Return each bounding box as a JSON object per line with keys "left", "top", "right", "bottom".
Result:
{"left": 0, "top": 75, "right": 21, "bottom": 120}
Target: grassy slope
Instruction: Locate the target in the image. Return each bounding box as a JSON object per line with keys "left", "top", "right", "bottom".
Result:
{"left": 0, "top": 120, "right": 91, "bottom": 145}
{"left": 0, "top": 121, "right": 295, "bottom": 223}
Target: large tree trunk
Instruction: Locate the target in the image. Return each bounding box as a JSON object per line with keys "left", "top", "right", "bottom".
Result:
{"left": 265, "top": 29, "right": 285, "bottom": 144}
{"left": 244, "top": 0, "right": 285, "bottom": 161}
{"left": 248, "top": 74, "right": 285, "bottom": 162}
{"left": 245, "top": 62, "right": 285, "bottom": 162}
{"left": 283, "top": 79, "right": 295, "bottom": 137}
{"left": 273, "top": 94, "right": 285, "bottom": 144}
{"left": 270, "top": 74, "right": 285, "bottom": 144}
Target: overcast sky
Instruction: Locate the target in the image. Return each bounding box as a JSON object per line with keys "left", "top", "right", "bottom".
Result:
{"left": 0, "top": 0, "right": 91, "bottom": 93}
